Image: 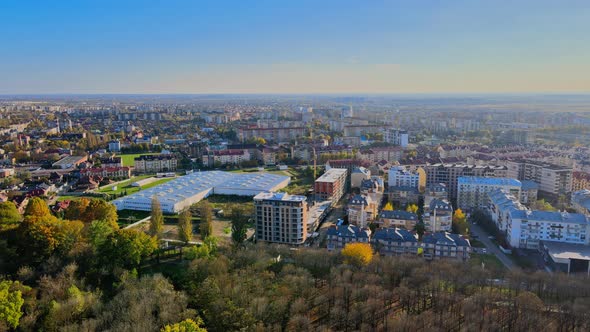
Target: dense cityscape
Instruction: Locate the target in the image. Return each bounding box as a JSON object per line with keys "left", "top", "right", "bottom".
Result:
{"left": 0, "top": 94, "right": 590, "bottom": 330}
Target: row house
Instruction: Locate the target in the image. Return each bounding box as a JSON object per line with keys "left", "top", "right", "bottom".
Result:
{"left": 80, "top": 166, "right": 131, "bottom": 179}
{"left": 326, "top": 225, "right": 371, "bottom": 251}
{"left": 422, "top": 232, "right": 471, "bottom": 261}
{"left": 377, "top": 210, "right": 419, "bottom": 229}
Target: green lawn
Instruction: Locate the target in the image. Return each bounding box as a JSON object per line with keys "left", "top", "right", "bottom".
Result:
{"left": 99, "top": 176, "right": 175, "bottom": 198}
{"left": 118, "top": 153, "right": 157, "bottom": 167}
{"left": 470, "top": 253, "right": 505, "bottom": 272}
{"left": 117, "top": 209, "right": 151, "bottom": 226}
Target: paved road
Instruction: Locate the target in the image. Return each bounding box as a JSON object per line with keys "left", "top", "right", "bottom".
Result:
{"left": 470, "top": 223, "right": 515, "bottom": 270}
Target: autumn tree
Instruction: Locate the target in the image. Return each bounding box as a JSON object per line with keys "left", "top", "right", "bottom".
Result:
{"left": 452, "top": 208, "right": 468, "bottom": 235}
{"left": 406, "top": 204, "right": 418, "bottom": 214}
{"left": 178, "top": 209, "right": 193, "bottom": 244}
{"left": 0, "top": 280, "right": 25, "bottom": 330}
{"left": 0, "top": 201, "right": 21, "bottom": 230}
{"left": 24, "top": 197, "right": 52, "bottom": 222}
{"left": 341, "top": 243, "right": 373, "bottom": 267}
{"left": 383, "top": 202, "right": 394, "bottom": 211}
{"left": 199, "top": 201, "right": 213, "bottom": 239}
{"left": 19, "top": 217, "right": 84, "bottom": 263}
{"left": 161, "top": 318, "right": 207, "bottom": 332}
{"left": 65, "top": 198, "right": 118, "bottom": 226}
{"left": 530, "top": 199, "right": 557, "bottom": 211}
{"left": 150, "top": 196, "right": 164, "bottom": 239}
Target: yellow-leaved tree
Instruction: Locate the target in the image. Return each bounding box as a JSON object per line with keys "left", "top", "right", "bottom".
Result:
{"left": 383, "top": 202, "right": 394, "bottom": 211}
{"left": 341, "top": 243, "right": 373, "bottom": 267}
{"left": 406, "top": 204, "right": 418, "bottom": 214}
{"left": 452, "top": 208, "right": 468, "bottom": 235}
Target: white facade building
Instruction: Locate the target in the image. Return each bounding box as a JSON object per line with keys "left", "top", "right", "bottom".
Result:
{"left": 457, "top": 176, "right": 521, "bottom": 210}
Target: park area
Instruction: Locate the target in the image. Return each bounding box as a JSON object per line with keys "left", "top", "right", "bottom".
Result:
{"left": 97, "top": 175, "right": 175, "bottom": 198}
{"left": 117, "top": 153, "right": 158, "bottom": 166}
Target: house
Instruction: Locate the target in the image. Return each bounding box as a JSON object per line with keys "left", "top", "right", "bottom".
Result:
{"left": 326, "top": 225, "right": 371, "bottom": 251}
{"left": 422, "top": 232, "right": 471, "bottom": 261}
{"left": 377, "top": 210, "right": 419, "bottom": 229}
{"left": 424, "top": 199, "right": 453, "bottom": 232}
{"left": 351, "top": 167, "right": 371, "bottom": 189}
{"left": 371, "top": 228, "right": 418, "bottom": 255}
{"left": 388, "top": 186, "right": 420, "bottom": 206}
{"left": 347, "top": 194, "right": 377, "bottom": 227}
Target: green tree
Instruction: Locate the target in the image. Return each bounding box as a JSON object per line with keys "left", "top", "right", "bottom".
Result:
{"left": 230, "top": 205, "right": 251, "bottom": 247}
{"left": 97, "top": 229, "right": 158, "bottom": 270}
{"left": 178, "top": 210, "right": 193, "bottom": 244}
{"left": 150, "top": 196, "right": 164, "bottom": 239}
{"left": 88, "top": 219, "right": 118, "bottom": 250}
{"left": 414, "top": 222, "right": 425, "bottom": 240}
{"left": 0, "top": 280, "right": 25, "bottom": 329}
{"left": 199, "top": 201, "right": 213, "bottom": 239}
{"left": 162, "top": 318, "right": 207, "bottom": 332}
{"left": 0, "top": 201, "right": 21, "bottom": 230}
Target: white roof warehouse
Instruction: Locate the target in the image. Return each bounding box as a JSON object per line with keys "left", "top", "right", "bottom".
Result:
{"left": 112, "top": 171, "right": 290, "bottom": 213}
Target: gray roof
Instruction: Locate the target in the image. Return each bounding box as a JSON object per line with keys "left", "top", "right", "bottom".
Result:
{"left": 326, "top": 225, "right": 370, "bottom": 239}
{"left": 510, "top": 210, "right": 589, "bottom": 225}
{"left": 379, "top": 210, "right": 418, "bottom": 220}
{"left": 422, "top": 232, "right": 471, "bottom": 247}
{"left": 372, "top": 228, "right": 417, "bottom": 243}
{"left": 521, "top": 180, "right": 539, "bottom": 191}
{"left": 429, "top": 198, "right": 452, "bottom": 211}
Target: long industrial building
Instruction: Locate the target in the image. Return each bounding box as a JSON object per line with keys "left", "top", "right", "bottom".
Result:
{"left": 112, "top": 171, "right": 290, "bottom": 213}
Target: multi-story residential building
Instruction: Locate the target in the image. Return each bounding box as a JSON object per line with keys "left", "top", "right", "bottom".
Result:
{"left": 422, "top": 232, "right": 471, "bottom": 261}
{"left": 424, "top": 183, "right": 449, "bottom": 206}
{"left": 99, "top": 156, "right": 123, "bottom": 168}
{"left": 377, "top": 210, "right": 419, "bottom": 229}
{"left": 424, "top": 199, "right": 453, "bottom": 232}
{"left": 488, "top": 189, "right": 590, "bottom": 249}
{"left": 326, "top": 224, "right": 371, "bottom": 251}
{"left": 202, "top": 149, "right": 251, "bottom": 167}
{"left": 573, "top": 171, "right": 590, "bottom": 191}
{"left": 108, "top": 140, "right": 121, "bottom": 152}
{"left": 358, "top": 146, "right": 403, "bottom": 163}
{"left": 388, "top": 186, "right": 420, "bottom": 206}
{"left": 314, "top": 168, "right": 347, "bottom": 202}
{"left": 347, "top": 194, "right": 377, "bottom": 228}
{"left": 388, "top": 166, "right": 426, "bottom": 189}
{"left": 507, "top": 160, "right": 573, "bottom": 196}
{"left": 371, "top": 228, "right": 418, "bottom": 255}
{"left": 343, "top": 124, "right": 383, "bottom": 137}
{"left": 351, "top": 167, "right": 371, "bottom": 188}
{"left": 572, "top": 189, "right": 590, "bottom": 217}
{"left": 384, "top": 128, "right": 409, "bottom": 147}
{"left": 520, "top": 180, "right": 539, "bottom": 204}
{"left": 238, "top": 126, "right": 306, "bottom": 143}
{"left": 254, "top": 192, "right": 307, "bottom": 245}
{"left": 457, "top": 176, "right": 522, "bottom": 210}
{"left": 80, "top": 166, "right": 131, "bottom": 179}
{"left": 424, "top": 164, "right": 508, "bottom": 199}
{"left": 134, "top": 154, "right": 178, "bottom": 173}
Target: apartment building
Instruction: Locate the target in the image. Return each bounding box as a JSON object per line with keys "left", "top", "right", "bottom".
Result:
{"left": 457, "top": 176, "right": 522, "bottom": 210}
{"left": 358, "top": 146, "right": 403, "bottom": 163}
{"left": 488, "top": 189, "right": 590, "bottom": 249}
{"left": 351, "top": 167, "right": 371, "bottom": 188}
{"left": 238, "top": 126, "right": 306, "bottom": 143}
{"left": 134, "top": 154, "right": 177, "bottom": 173}
{"left": 326, "top": 224, "right": 371, "bottom": 251}
{"left": 347, "top": 194, "right": 377, "bottom": 228}
{"left": 384, "top": 128, "right": 409, "bottom": 147}
{"left": 314, "top": 168, "right": 347, "bottom": 202}
{"left": 371, "top": 228, "right": 418, "bottom": 255}
{"left": 388, "top": 166, "right": 426, "bottom": 189}
{"left": 424, "top": 199, "right": 453, "bottom": 232}
{"left": 80, "top": 166, "right": 131, "bottom": 179}
{"left": 202, "top": 149, "right": 251, "bottom": 167}
{"left": 377, "top": 210, "right": 419, "bottom": 229}
{"left": 424, "top": 163, "right": 508, "bottom": 199}
{"left": 422, "top": 232, "right": 471, "bottom": 261}
{"left": 573, "top": 171, "right": 590, "bottom": 191}
{"left": 507, "top": 160, "right": 573, "bottom": 196}
{"left": 572, "top": 189, "right": 590, "bottom": 217}
{"left": 254, "top": 192, "right": 307, "bottom": 245}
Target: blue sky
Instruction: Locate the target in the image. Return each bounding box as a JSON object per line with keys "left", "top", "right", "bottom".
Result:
{"left": 1, "top": 0, "right": 589, "bottom": 94}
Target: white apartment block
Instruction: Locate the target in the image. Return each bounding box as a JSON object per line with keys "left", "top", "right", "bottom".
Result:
{"left": 457, "top": 176, "right": 522, "bottom": 210}
{"left": 384, "top": 128, "right": 409, "bottom": 147}
{"left": 488, "top": 189, "right": 590, "bottom": 249}
{"left": 388, "top": 166, "right": 425, "bottom": 189}
{"left": 134, "top": 154, "right": 178, "bottom": 173}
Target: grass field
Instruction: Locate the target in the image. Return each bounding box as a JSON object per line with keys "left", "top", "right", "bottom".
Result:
{"left": 99, "top": 176, "right": 175, "bottom": 197}
{"left": 118, "top": 153, "right": 157, "bottom": 167}
{"left": 470, "top": 253, "right": 505, "bottom": 272}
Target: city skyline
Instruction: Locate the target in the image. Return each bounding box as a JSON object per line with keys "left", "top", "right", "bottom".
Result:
{"left": 2, "top": 0, "right": 589, "bottom": 94}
